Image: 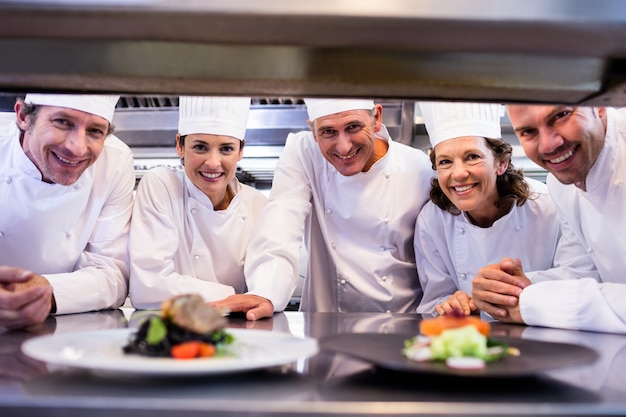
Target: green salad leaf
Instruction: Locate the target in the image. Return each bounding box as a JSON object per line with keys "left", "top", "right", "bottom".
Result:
{"left": 430, "top": 325, "right": 488, "bottom": 360}
{"left": 146, "top": 316, "right": 168, "bottom": 345}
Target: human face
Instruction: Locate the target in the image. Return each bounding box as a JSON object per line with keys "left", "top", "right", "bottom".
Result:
{"left": 311, "top": 105, "right": 383, "bottom": 176}
{"left": 507, "top": 105, "right": 606, "bottom": 190}
{"left": 176, "top": 133, "right": 243, "bottom": 210}
{"left": 16, "top": 103, "right": 109, "bottom": 185}
{"left": 434, "top": 136, "right": 508, "bottom": 226}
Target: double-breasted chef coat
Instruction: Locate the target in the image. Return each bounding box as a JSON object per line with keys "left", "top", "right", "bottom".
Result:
{"left": 0, "top": 115, "right": 135, "bottom": 315}
{"left": 244, "top": 125, "right": 434, "bottom": 313}
{"left": 519, "top": 107, "right": 626, "bottom": 333}
{"left": 128, "top": 166, "right": 267, "bottom": 309}
{"left": 414, "top": 177, "right": 561, "bottom": 315}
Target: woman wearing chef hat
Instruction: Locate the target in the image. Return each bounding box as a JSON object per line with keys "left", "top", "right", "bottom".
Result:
{"left": 415, "top": 101, "right": 561, "bottom": 317}
{"left": 128, "top": 96, "right": 267, "bottom": 309}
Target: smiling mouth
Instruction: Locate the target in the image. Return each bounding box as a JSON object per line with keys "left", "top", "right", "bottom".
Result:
{"left": 453, "top": 184, "right": 475, "bottom": 193}
{"left": 336, "top": 149, "right": 358, "bottom": 160}
{"left": 53, "top": 151, "right": 81, "bottom": 166}
{"left": 548, "top": 148, "right": 574, "bottom": 164}
{"left": 200, "top": 172, "right": 223, "bottom": 179}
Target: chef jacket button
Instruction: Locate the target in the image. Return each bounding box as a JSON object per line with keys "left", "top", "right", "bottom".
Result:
{"left": 331, "top": 242, "right": 337, "bottom": 249}
{"left": 385, "top": 310, "right": 391, "bottom": 314}
{"left": 74, "top": 183, "right": 82, "bottom": 190}
{"left": 380, "top": 275, "right": 387, "bottom": 282}
{"left": 4, "top": 176, "right": 12, "bottom": 184}
{"left": 459, "top": 273, "right": 466, "bottom": 279}
{"left": 385, "top": 173, "right": 390, "bottom": 179}
{"left": 514, "top": 225, "right": 521, "bottom": 231}
{"left": 379, "top": 246, "right": 385, "bottom": 251}
{"left": 190, "top": 208, "right": 197, "bottom": 215}
{"left": 325, "top": 208, "right": 332, "bottom": 215}
{"left": 586, "top": 247, "right": 593, "bottom": 254}
{"left": 194, "top": 255, "right": 200, "bottom": 260}
{"left": 65, "top": 232, "right": 72, "bottom": 238}
{"left": 383, "top": 218, "right": 390, "bottom": 224}
{"left": 240, "top": 260, "right": 245, "bottom": 266}
{"left": 340, "top": 279, "right": 346, "bottom": 285}
{"left": 241, "top": 215, "right": 247, "bottom": 220}
{"left": 458, "top": 228, "right": 465, "bottom": 235}
{"left": 0, "top": 231, "right": 4, "bottom": 237}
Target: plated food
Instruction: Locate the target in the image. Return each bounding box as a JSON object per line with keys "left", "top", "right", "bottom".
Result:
{"left": 123, "top": 294, "right": 233, "bottom": 360}
{"left": 403, "top": 315, "right": 519, "bottom": 369}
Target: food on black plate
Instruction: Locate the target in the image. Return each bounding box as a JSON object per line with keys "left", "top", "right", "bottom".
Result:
{"left": 403, "top": 315, "right": 519, "bottom": 369}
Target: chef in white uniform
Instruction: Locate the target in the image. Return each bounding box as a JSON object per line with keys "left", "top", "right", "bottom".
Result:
{"left": 129, "top": 96, "right": 267, "bottom": 309}
{"left": 212, "top": 98, "right": 433, "bottom": 320}
{"left": 415, "top": 102, "right": 561, "bottom": 316}
{"left": 0, "top": 94, "right": 135, "bottom": 330}
{"left": 473, "top": 105, "right": 626, "bottom": 333}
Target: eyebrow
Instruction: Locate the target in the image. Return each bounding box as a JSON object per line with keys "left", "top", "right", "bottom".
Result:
{"left": 513, "top": 106, "right": 571, "bottom": 134}
{"left": 49, "top": 110, "right": 109, "bottom": 130}
{"left": 316, "top": 119, "right": 363, "bottom": 132}
{"left": 190, "top": 138, "right": 238, "bottom": 146}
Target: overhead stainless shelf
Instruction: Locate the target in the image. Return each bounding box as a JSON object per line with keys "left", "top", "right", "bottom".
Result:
{"left": 1, "top": 0, "right": 626, "bottom": 105}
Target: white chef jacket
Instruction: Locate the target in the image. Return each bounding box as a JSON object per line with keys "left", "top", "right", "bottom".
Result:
{"left": 519, "top": 108, "right": 626, "bottom": 333}
{"left": 0, "top": 115, "right": 135, "bottom": 315}
{"left": 129, "top": 166, "right": 267, "bottom": 310}
{"left": 244, "top": 125, "right": 433, "bottom": 313}
{"left": 414, "top": 178, "right": 561, "bottom": 315}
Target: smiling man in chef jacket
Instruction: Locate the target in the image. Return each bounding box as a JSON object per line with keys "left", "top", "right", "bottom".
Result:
{"left": 211, "top": 98, "right": 433, "bottom": 320}
{"left": 0, "top": 94, "right": 135, "bottom": 330}
{"left": 472, "top": 104, "right": 626, "bottom": 334}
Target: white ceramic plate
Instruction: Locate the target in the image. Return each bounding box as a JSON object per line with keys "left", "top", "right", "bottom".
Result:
{"left": 22, "top": 328, "right": 318, "bottom": 377}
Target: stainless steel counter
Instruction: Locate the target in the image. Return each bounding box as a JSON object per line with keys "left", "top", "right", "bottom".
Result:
{"left": 2, "top": 311, "right": 625, "bottom": 417}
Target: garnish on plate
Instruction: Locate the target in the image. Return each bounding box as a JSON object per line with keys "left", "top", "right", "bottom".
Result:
{"left": 403, "top": 315, "right": 520, "bottom": 369}
{"left": 123, "top": 294, "right": 234, "bottom": 360}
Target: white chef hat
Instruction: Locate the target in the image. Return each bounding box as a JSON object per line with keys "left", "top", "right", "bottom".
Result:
{"left": 24, "top": 94, "right": 119, "bottom": 123}
{"left": 304, "top": 98, "right": 375, "bottom": 122}
{"left": 178, "top": 96, "right": 251, "bottom": 140}
{"left": 419, "top": 101, "right": 503, "bottom": 149}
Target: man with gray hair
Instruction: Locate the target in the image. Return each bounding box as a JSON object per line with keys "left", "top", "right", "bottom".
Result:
{"left": 212, "top": 98, "right": 433, "bottom": 320}
{"left": 0, "top": 94, "right": 135, "bottom": 330}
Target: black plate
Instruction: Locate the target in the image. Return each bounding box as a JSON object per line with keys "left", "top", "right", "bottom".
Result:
{"left": 319, "top": 333, "right": 599, "bottom": 378}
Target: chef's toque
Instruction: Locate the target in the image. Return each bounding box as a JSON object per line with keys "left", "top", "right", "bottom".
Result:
{"left": 178, "top": 96, "right": 251, "bottom": 140}
{"left": 24, "top": 94, "right": 120, "bottom": 123}
{"left": 419, "top": 101, "right": 503, "bottom": 149}
{"left": 304, "top": 98, "right": 375, "bottom": 122}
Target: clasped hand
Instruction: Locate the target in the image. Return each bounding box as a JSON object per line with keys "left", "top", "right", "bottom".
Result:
{"left": 471, "top": 257, "right": 531, "bottom": 324}
{"left": 0, "top": 266, "right": 53, "bottom": 330}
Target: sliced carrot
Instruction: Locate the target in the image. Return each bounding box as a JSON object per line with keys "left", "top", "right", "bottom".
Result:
{"left": 420, "top": 315, "right": 490, "bottom": 337}
{"left": 198, "top": 343, "right": 217, "bottom": 358}
{"left": 171, "top": 341, "right": 201, "bottom": 360}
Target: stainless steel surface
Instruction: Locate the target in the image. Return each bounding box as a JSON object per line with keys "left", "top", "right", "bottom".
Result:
{"left": 0, "top": 0, "right": 626, "bottom": 106}
{"left": 2, "top": 311, "right": 625, "bottom": 417}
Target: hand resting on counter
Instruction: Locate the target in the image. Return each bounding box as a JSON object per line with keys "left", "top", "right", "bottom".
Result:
{"left": 210, "top": 294, "right": 274, "bottom": 321}
{"left": 0, "top": 266, "right": 54, "bottom": 330}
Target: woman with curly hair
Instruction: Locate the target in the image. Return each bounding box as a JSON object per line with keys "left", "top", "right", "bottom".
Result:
{"left": 415, "top": 101, "right": 561, "bottom": 317}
